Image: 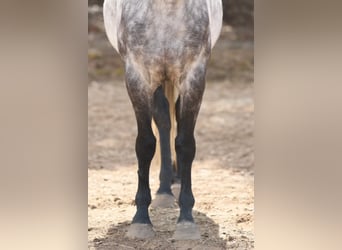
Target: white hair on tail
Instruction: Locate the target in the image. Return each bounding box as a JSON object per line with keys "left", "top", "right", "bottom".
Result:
{"left": 206, "top": 0, "right": 223, "bottom": 48}
{"left": 103, "top": 0, "right": 123, "bottom": 52}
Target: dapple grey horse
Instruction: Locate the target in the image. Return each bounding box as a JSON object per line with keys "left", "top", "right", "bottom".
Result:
{"left": 104, "top": 0, "right": 222, "bottom": 240}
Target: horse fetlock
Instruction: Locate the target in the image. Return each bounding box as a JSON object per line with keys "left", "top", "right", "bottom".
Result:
{"left": 178, "top": 192, "right": 195, "bottom": 222}
{"left": 132, "top": 206, "right": 152, "bottom": 224}
{"left": 135, "top": 191, "right": 151, "bottom": 206}
{"left": 178, "top": 208, "right": 195, "bottom": 223}
{"left": 156, "top": 184, "right": 173, "bottom": 195}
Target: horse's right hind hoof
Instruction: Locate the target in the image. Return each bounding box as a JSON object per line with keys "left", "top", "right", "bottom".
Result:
{"left": 173, "top": 221, "right": 201, "bottom": 240}
{"left": 151, "top": 193, "right": 176, "bottom": 208}
{"left": 126, "top": 223, "right": 155, "bottom": 239}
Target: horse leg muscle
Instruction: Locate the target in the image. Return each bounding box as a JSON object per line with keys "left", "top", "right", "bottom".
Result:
{"left": 125, "top": 63, "right": 156, "bottom": 238}
{"left": 174, "top": 62, "right": 206, "bottom": 240}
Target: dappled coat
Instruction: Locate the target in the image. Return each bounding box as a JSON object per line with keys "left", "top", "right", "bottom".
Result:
{"left": 103, "top": 0, "right": 223, "bottom": 240}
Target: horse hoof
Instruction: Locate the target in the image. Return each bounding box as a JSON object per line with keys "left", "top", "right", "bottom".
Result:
{"left": 151, "top": 194, "right": 176, "bottom": 208}
{"left": 173, "top": 221, "right": 201, "bottom": 240}
{"left": 126, "top": 223, "right": 155, "bottom": 239}
{"left": 171, "top": 183, "right": 181, "bottom": 201}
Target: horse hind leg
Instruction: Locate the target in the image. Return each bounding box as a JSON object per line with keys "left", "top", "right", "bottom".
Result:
{"left": 150, "top": 85, "right": 176, "bottom": 208}
{"left": 173, "top": 62, "right": 206, "bottom": 240}
{"left": 125, "top": 64, "right": 156, "bottom": 239}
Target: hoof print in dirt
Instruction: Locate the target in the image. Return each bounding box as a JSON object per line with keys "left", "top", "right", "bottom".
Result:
{"left": 173, "top": 221, "right": 201, "bottom": 240}
{"left": 126, "top": 223, "right": 155, "bottom": 239}
{"left": 150, "top": 194, "right": 177, "bottom": 209}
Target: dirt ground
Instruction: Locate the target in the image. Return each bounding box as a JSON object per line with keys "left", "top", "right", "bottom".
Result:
{"left": 88, "top": 5, "right": 254, "bottom": 250}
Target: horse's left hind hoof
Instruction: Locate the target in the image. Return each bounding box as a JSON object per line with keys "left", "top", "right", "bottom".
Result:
{"left": 150, "top": 194, "right": 176, "bottom": 208}
{"left": 126, "top": 223, "right": 155, "bottom": 239}
{"left": 173, "top": 221, "right": 201, "bottom": 240}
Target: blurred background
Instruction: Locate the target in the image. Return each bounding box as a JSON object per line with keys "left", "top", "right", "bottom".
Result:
{"left": 2, "top": 1, "right": 342, "bottom": 249}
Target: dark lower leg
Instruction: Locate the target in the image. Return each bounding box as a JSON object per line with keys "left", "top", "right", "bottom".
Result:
{"left": 132, "top": 122, "right": 156, "bottom": 224}
{"left": 153, "top": 86, "right": 173, "bottom": 195}
{"left": 125, "top": 63, "right": 157, "bottom": 224}
{"left": 176, "top": 132, "right": 196, "bottom": 222}
{"left": 157, "top": 131, "right": 173, "bottom": 194}
{"left": 175, "top": 74, "right": 205, "bottom": 222}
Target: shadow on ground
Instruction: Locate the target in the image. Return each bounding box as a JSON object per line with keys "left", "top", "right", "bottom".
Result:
{"left": 93, "top": 207, "right": 227, "bottom": 249}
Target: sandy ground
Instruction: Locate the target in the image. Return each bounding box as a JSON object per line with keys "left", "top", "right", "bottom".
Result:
{"left": 88, "top": 5, "right": 254, "bottom": 250}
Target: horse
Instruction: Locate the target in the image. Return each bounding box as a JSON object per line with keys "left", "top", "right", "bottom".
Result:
{"left": 103, "top": 0, "right": 222, "bottom": 240}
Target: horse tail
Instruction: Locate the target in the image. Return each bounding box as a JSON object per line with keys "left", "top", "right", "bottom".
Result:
{"left": 165, "top": 81, "right": 178, "bottom": 175}
{"left": 152, "top": 81, "right": 178, "bottom": 176}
